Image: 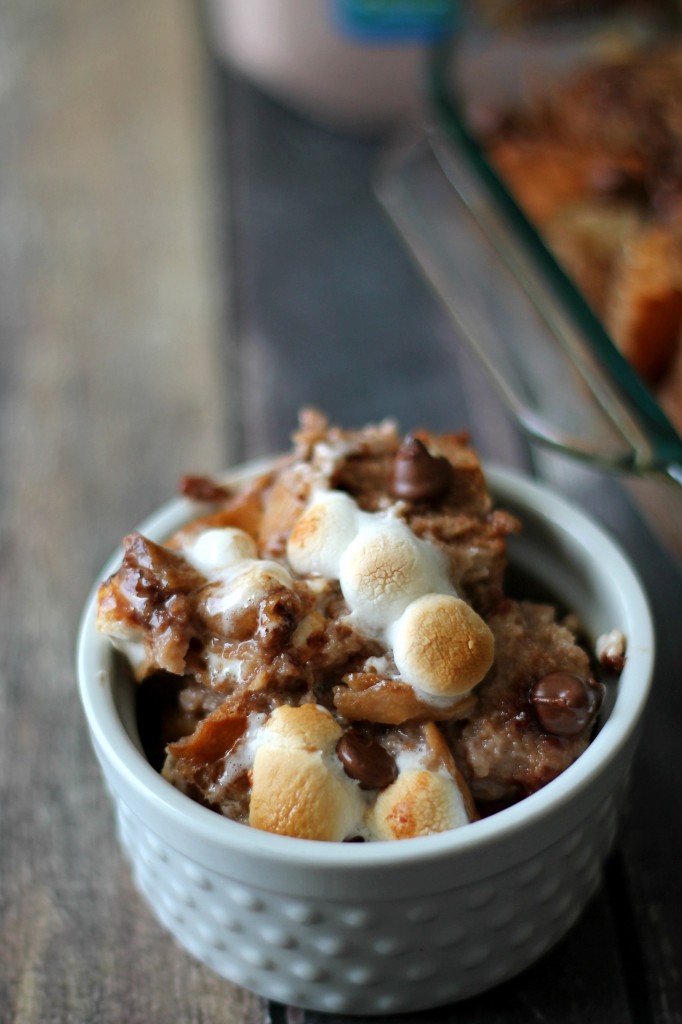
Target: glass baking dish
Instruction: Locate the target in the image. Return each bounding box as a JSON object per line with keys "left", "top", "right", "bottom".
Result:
{"left": 376, "top": 6, "right": 682, "bottom": 559}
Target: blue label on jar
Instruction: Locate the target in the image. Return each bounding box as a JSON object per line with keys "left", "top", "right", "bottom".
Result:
{"left": 330, "top": 0, "right": 460, "bottom": 42}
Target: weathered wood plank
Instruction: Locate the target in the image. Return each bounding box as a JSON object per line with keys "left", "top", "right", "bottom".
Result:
{"left": 0, "top": 3, "right": 264, "bottom": 1022}
{"left": 4, "top": 2, "right": 680, "bottom": 1019}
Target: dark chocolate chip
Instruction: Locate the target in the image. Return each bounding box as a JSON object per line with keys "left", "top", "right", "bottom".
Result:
{"left": 529, "top": 671, "right": 601, "bottom": 737}
{"left": 390, "top": 435, "right": 454, "bottom": 503}
{"left": 336, "top": 728, "right": 398, "bottom": 791}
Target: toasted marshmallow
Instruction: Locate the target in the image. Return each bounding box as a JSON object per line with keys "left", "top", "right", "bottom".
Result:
{"left": 183, "top": 527, "right": 258, "bottom": 574}
{"left": 200, "top": 561, "right": 294, "bottom": 638}
{"left": 339, "top": 519, "right": 452, "bottom": 632}
{"left": 261, "top": 703, "right": 343, "bottom": 753}
{"left": 391, "top": 594, "right": 494, "bottom": 698}
{"left": 286, "top": 490, "right": 494, "bottom": 702}
{"left": 229, "top": 560, "right": 294, "bottom": 599}
{"left": 371, "top": 769, "right": 470, "bottom": 840}
{"left": 286, "top": 490, "right": 359, "bottom": 578}
{"left": 249, "top": 705, "right": 365, "bottom": 841}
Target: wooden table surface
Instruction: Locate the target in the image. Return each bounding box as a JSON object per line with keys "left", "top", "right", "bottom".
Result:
{"left": 2, "top": 3, "right": 681, "bottom": 1022}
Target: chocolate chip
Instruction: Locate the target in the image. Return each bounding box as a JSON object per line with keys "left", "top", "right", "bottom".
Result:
{"left": 390, "top": 435, "right": 454, "bottom": 502}
{"left": 529, "top": 671, "right": 602, "bottom": 737}
{"left": 336, "top": 728, "right": 398, "bottom": 791}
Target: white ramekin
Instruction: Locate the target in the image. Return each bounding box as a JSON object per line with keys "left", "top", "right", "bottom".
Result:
{"left": 76, "top": 463, "right": 654, "bottom": 1015}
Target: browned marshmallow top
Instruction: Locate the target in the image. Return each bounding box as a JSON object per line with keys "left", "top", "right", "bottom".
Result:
{"left": 248, "top": 705, "right": 472, "bottom": 841}
{"left": 288, "top": 490, "right": 494, "bottom": 700}
{"left": 97, "top": 413, "right": 612, "bottom": 841}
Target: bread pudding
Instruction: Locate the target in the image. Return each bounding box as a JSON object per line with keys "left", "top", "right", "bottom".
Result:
{"left": 482, "top": 43, "right": 682, "bottom": 433}
{"left": 96, "top": 411, "right": 618, "bottom": 840}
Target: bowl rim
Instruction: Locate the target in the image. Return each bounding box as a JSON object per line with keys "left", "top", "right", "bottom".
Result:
{"left": 76, "top": 460, "right": 654, "bottom": 870}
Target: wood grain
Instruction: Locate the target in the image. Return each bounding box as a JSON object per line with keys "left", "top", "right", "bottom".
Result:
{"left": 3, "top": 1, "right": 681, "bottom": 1021}
{"left": 0, "top": 2, "right": 263, "bottom": 1021}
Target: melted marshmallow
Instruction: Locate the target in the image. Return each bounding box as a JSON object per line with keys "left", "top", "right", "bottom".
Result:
{"left": 286, "top": 490, "right": 494, "bottom": 700}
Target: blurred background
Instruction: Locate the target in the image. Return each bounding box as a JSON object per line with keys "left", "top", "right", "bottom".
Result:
{"left": 2, "top": 2, "right": 681, "bottom": 1022}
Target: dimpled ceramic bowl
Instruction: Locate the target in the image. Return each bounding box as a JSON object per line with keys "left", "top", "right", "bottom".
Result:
{"left": 76, "top": 463, "right": 654, "bottom": 1015}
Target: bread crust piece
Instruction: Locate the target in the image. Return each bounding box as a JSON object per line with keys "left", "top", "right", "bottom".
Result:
{"left": 484, "top": 44, "right": 682, "bottom": 397}
{"left": 605, "top": 226, "right": 682, "bottom": 382}
{"left": 333, "top": 673, "right": 476, "bottom": 725}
